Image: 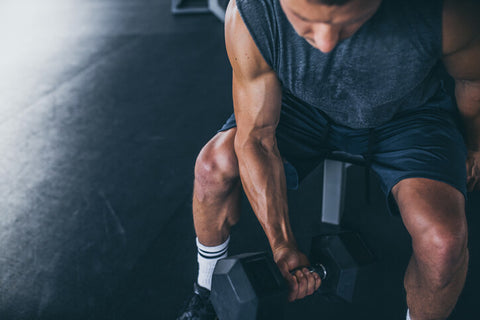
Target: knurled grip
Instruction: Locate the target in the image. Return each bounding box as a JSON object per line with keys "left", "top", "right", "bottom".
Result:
{"left": 290, "top": 264, "right": 327, "bottom": 280}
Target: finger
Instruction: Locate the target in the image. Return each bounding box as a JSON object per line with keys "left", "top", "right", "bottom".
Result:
{"left": 466, "top": 161, "right": 473, "bottom": 174}
{"left": 294, "top": 269, "right": 306, "bottom": 300}
{"left": 303, "top": 268, "right": 316, "bottom": 296}
{"left": 473, "top": 178, "right": 480, "bottom": 192}
{"left": 467, "top": 176, "right": 478, "bottom": 192}
{"left": 296, "top": 269, "right": 315, "bottom": 299}
{"left": 467, "top": 174, "right": 474, "bottom": 191}
{"left": 288, "top": 274, "right": 299, "bottom": 302}
{"left": 278, "top": 260, "right": 299, "bottom": 302}
{"left": 280, "top": 261, "right": 299, "bottom": 288}
{"left": 313, "top": 271, "right": 322, "bottom": 291}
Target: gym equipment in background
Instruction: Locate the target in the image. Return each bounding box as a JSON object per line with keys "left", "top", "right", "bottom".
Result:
{"left": 171, "top": 0, "right": 228, "bottom": 22}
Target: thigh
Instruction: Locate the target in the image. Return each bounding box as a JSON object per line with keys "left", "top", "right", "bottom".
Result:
{"left": 369, "top": 107, "right": 468, "bottom": 215}
{"left": 275, "top": 94, "right": 332, "bottom": 184}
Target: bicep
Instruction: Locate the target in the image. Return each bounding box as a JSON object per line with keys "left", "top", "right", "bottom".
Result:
{"left": 225, "top": 0, "right": 282, "bottom": 143}
{"left": 232, "top": 71, "right": 282, "bottom": 143}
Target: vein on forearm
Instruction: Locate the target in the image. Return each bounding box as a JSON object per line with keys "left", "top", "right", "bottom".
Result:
{"left": 234, "top": 136, "right": 296, "bottom": 249}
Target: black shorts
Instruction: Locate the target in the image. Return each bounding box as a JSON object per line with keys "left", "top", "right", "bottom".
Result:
{"left": 219, "top": 91, "right": 468, "bottom": 215}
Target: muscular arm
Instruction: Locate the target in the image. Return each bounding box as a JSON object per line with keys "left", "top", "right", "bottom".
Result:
{"left": 442, "top": 0, "right": 480, "bottom": 190}
{"left": 224, "top": 2, "right": 321, "bottom": 301}
{"left": 225, "top": 0, "right": 296, "bottom": 251}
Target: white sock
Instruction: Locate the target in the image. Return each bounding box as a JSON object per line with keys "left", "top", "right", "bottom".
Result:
{"left": 406, "top": 309, "right": 411, "bottom": 320}
{"left": 196, "top": 236, "right": 230, "bottom": 291}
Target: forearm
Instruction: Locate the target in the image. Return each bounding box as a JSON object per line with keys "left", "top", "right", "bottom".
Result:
{"left": 234, "top": 136, "right": 297, "bottom": 251}
{"left": 456, "top": 80, "right": 480, "bottom": 150}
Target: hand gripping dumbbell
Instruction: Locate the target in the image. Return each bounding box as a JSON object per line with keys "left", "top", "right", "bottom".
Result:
{"left": 210, "top": 231, "right": 375, "bottom": 320}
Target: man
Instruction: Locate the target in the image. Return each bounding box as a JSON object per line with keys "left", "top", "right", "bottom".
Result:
{"left": 177, "top": 0, "right": 480, "bottom": 319}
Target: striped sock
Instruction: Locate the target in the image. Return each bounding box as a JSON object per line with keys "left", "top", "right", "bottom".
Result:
{"left": 196, "top": 236, "right": 230, "bottom": 291}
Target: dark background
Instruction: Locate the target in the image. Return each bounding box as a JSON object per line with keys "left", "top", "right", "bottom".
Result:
{"left": 0, "top": 0, "right": 478, "bottom": 319}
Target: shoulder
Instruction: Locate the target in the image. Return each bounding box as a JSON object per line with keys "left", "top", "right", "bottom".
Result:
{"left": 442, "top": 0, "right": 480, "bottom": 56}
{"left": 224, "top": 0, "right": 273, "bottom": 80}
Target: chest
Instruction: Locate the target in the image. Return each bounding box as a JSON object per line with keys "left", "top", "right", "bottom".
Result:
{"left": 275, "top": 5, "right": 440, "bottom": 106}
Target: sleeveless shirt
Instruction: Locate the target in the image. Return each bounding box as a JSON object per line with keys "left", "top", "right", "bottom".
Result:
{"left": 235, "top": 0, "right": 447, "bottom": 128}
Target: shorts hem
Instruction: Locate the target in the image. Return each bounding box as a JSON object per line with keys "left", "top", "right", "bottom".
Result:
{"left": 385, "top": 173, "right": 467, "bottom": 216}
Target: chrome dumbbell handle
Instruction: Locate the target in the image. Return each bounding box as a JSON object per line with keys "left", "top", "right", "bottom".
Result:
{"left": 310, "top": 263, "right": 327, "bottom": 280}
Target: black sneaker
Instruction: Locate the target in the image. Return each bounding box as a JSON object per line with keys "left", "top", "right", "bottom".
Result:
{"left": 176, "top": 283, "right": 217, "bottom": 320}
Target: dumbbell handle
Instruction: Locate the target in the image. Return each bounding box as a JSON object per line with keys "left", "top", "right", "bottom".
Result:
{"left": 290, "top": 263, "right": 327, "bottom": 280}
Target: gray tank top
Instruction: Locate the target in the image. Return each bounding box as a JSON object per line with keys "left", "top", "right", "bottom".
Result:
{"left": 236, "top": 0, "right": 447, "bottom": 128}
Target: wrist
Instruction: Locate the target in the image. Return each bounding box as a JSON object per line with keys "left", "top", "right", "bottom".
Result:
{"left": 269, "top": 232, "right": 298, "bottom": 254}
{"left": 271, "top": 243, "right": 298, "bottom": 264}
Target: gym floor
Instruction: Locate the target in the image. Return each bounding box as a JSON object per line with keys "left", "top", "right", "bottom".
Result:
{"left": 0, "top": 0, "right": 478, "bottom": 319}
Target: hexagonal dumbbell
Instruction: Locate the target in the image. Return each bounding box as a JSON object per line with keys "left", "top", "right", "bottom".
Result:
{"left": 210, "top": 232, "right": 375, "bottom": 320}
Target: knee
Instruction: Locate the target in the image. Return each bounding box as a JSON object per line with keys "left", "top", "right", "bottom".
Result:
{"left": 194, "top": 136, "right": 239, "bottom": 197}
{"left": 413, "top": 223, "right": 468, "bottom": 287}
